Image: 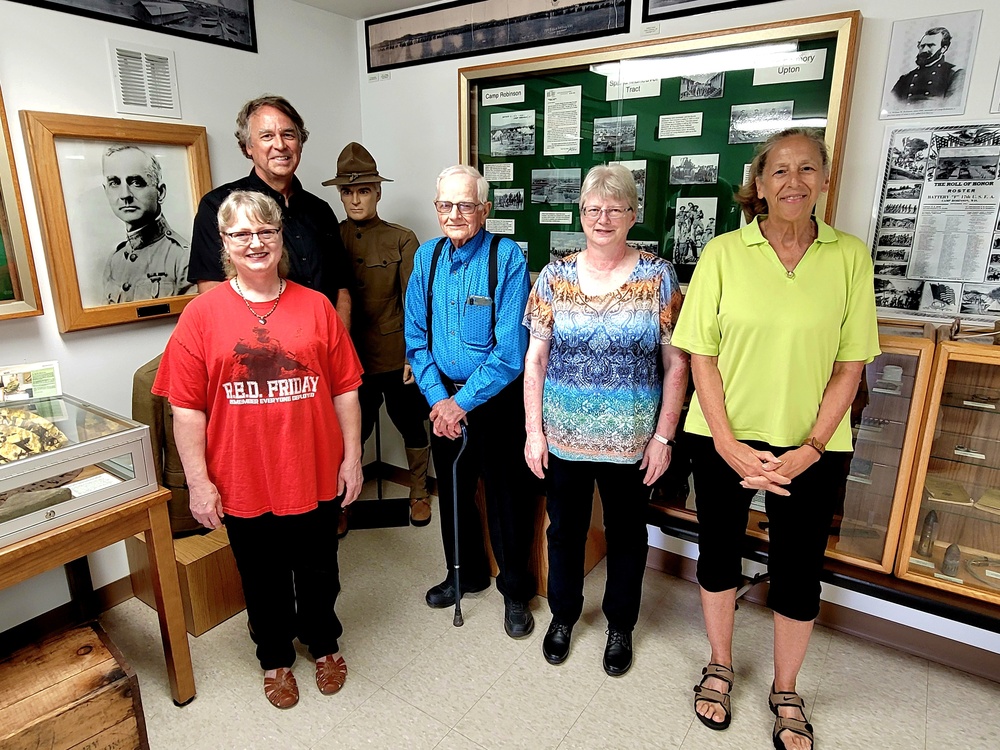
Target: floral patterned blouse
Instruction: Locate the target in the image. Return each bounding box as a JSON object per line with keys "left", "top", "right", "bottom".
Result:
{"left": 523, "top": 251, "right": 683, "bottom": 463}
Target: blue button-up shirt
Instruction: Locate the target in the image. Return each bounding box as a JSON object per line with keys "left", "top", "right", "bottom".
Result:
{"left": 404, "top": 228, "right": 529, "bottom": 413}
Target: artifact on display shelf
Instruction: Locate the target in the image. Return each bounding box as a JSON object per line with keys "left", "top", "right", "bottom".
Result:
{"left": 870, "top": 122, "right": 1000, "bottom": 324}
{"left": 0, "top": 394, "right": 157, "bottom": 548}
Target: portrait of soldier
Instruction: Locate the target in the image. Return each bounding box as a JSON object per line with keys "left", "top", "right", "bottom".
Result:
{"left": 890, "top": 26, "right": 965, "bottom": 107}
{"left": 102, "top": 145, "right": 193, "bottom": 305}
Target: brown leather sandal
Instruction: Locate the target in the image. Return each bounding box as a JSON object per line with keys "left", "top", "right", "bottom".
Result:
{"left": 263, "top": 667, "right": 298, "bottom": 709}
{"left": 316, "top": 654, "right": 348, "bottom": 695}
{"left": 769, "top": 683, "right": 814, "bottom": 750}
{"left": 693, "top": 662, "right": 734, "bottom": 730}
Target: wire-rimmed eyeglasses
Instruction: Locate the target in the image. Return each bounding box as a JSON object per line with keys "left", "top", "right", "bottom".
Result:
{"left": 581, "top": 207, "right": 633, "bottom": 220}
{"left": 434, "top": 201, "right": 483, "bottom": 215}
{"left": 223, "top": 229, "right": 281, "bottom": 245}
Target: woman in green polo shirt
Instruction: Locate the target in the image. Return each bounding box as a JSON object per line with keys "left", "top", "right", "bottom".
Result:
{"left": 671, "top": 128, "right": 880, "bottom": 750}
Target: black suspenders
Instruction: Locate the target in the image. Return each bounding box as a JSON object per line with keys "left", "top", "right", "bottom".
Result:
{"left": 425, "top": 234, "right": 501, "bottom": 353}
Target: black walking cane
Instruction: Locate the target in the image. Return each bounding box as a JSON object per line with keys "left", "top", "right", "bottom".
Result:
{"left": 451, "top": 423, "right": 469, "bottom": 627}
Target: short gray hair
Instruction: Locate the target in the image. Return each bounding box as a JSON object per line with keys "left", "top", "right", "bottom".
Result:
{"left": 579, "top": 164, "right": 638, "bottom": 212}
{"left": 436, "top": 164, "right": 489, "bottom": 203}
{"left": 103, "top": 145, "right": 162, "bottom": 186}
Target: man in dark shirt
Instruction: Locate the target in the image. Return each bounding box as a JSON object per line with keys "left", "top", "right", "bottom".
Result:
{"left": 187, "top": 95, "right": 352, "bottom": 325}
{"left": 890, "top": 27, "right": 964, "bottom": 107}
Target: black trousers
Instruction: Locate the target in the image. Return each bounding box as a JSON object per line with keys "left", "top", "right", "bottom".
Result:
{"left": 225, "top": 498, "right": 343, "bottom": 670}
{"left": 430, "top": 378, "right": 536, "bottom": 603}
{"left": 688, "top": 434, "right": 846, "bottom": 622}
{"left": 546, "top": 453, "right": 650, "bottom": 632}
{"left": 358, "top": 368, "right": 429, "bottom": 448}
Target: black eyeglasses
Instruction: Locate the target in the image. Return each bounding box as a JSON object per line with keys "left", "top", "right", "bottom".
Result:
{"left": 434, "top": 201, "right": 483, "bottom": 215}
{"left": 224, "top": 229, "right": 281, "bottom": 245}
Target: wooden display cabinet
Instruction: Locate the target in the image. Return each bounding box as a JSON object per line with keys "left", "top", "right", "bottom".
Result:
{"left": 650, "top": 334, "right": 934, "bottom": 573}
{"left": 896, "top": 340, "right": 1000, "bottom": 605}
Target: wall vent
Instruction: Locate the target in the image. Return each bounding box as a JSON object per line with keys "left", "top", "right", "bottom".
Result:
{"left": 109, "top": 40, "right": 181, "bottom": 119}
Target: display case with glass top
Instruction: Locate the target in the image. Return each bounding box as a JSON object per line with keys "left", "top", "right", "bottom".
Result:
{"left": 897, "top": 338, "right": 1000, "bottom": 604}
{"left": 0, "top": 394, "right": 156, "bottom": 548}
{"left": 649, "top": 334, "right": 934, "bottom": 573}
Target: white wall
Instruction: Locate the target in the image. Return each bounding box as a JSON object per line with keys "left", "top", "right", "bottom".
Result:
{"left": 0, "top": 0, "right": 362, "bottom": 630}
{"left": 355, "top": 0, "right": 1000, "bottom": 653}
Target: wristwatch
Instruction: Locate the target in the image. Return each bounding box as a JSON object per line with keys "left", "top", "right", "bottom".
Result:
{"left": 801, "top": 436, "right": 826, "bottom": 455}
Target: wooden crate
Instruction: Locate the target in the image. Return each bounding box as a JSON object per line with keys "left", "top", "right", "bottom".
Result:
{"left": 126, "top": 526, "right": 245, "bottom": 637}
{"left": 0, "top": 624, "right": 148, "bottom": 750}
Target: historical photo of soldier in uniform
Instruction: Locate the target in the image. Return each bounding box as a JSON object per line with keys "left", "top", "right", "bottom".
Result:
{"left": 671, "top": 197, "right": 717, "bottom": 265}
{"left": 880, "top": 11, "right": 981, "bottom": 120}
{"left": 54, "top": 138, "right": 196, "bottom": 308}
{"left": 493, "top": 188, "right": 525, "bottom": 211}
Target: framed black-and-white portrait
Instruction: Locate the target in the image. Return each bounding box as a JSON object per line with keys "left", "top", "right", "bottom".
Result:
{"left": 20, "top": 111, "right": 211, "bottom": 333}
{"left": 879, "top": 11, "right": 981, "bottom": 120}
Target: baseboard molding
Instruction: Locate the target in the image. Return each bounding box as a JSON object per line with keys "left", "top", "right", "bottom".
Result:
{"left": 645, "top": 547, "right": 1000, "bottom": 683}
{"left": 0, "top": 576, "right": 133, "bottom": 655}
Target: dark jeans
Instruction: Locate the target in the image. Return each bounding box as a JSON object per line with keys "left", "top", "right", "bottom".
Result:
{"left": 688, "top": 433, "right": 846, "bottom": 622}
{"left": 225, "top": 498, "right": 343, "bottom": 670}
{"left": 546, "top": 453, "right": 651, "bottom": 632}
{"left": 358, "top": 369, "right": 429, "bottom": 447}
{"left": 430, "top": 378, "right": 536, "bottom": 603}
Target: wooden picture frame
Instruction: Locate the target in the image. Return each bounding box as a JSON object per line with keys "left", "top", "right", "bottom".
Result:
{"left": 459, "top": 11, "right": 862, "bottom": 276}
{"left": 20, "top": 112, "right": 211, "bottom": 333}
{"left": 0, "top": 83, "right": 42, "bottom": 322}
{"left": 365, "top": 0, "right": 631, "bottom": 73}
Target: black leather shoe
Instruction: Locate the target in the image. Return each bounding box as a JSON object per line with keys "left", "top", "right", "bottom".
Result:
{"left": 603, "top": 628, "right": 633, "bottom": 677}
{"left": 504, "top": 600, "right": 534, "bottom": 639}
{"left": 542, "top": 622, "right": 572, "bottom": 664}
{"left": 425, "top": 577, "right": 490, "bottom": 608}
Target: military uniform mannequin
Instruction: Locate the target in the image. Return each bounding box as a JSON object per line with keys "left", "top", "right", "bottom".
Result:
{"left": 323, "top": 143, "right": 431, "bottom": 526}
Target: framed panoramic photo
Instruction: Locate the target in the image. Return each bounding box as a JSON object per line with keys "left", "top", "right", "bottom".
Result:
{"left": 366, "top": 0, "right": 631, "bottom": 73}
{"left": 643, "top": 0, "right": 780, "bottom": 23}
{"left": 460, "top": 11, "right": 861, "bottom": 277}
{"left": 11, "top": 0, "right": 257, "bottom": 53}
{"left": 20, "top": 112, "right": 211, "bottom": 333}
{"left": 0, "top": 82, "right": 42, "bottom": 322}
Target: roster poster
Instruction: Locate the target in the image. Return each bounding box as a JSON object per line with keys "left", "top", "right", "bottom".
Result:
{"left": 871, "top": 123, "right": 1000, "bottom": 324}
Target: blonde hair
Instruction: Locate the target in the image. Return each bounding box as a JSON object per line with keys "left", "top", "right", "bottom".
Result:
{"left": 217, "top": 190, "right": 290, "bottom": 279}
{"left": 579, "top": 164, "right": 638, "bottom": 212}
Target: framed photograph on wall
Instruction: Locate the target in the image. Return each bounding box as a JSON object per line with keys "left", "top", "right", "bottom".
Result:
{"left": 643, "top": 0, "right": 779, "bottom": 22}
{"left": 879, "top": 11, "right": 981, "bottom": 120}
{"left": 366, "top": 0, "right": 631, "bottom": 73}
{"left": 20, "top": 111, "right": 211, "bottom": 333}
{"left": 10, "top": 0, "right": 257, "bottom": 53}
{"left": 0, "top": 82, "right": 42, "bottom": 322}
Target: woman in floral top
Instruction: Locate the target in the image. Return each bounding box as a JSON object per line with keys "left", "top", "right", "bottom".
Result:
{"left": 523, "top": 164, "right": 688, "bottom": 676}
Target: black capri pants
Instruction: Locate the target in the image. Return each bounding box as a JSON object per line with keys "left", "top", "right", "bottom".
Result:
{"left": 688, "top": 433, "right": 848, "bottom": 622}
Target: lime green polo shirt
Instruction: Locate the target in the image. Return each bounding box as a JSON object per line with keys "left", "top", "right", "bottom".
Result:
{"left": 672, "top": 216, "right": 880, "bottom": 452}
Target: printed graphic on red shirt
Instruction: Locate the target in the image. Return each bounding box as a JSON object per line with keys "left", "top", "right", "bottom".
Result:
{"left": 224, "top": 325, "right": 321, "bottom": 405}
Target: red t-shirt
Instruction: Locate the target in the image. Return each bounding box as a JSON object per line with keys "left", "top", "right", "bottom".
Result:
{"left": 152, "top": 281, "right": 363, "bottom": 518}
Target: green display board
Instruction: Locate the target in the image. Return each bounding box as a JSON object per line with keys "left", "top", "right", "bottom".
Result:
{"left": 461, "top": 13, "right": 859, "bottom": 278}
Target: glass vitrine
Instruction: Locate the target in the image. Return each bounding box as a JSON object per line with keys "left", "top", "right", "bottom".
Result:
{"left": 650, "top": 334, "right": 934, "bottom": 573}
{"left": 0, "top": 394, "right": 156, "bottom": 548}
{"left": 897, "top": 339, "right": 1000, "bottom": 604}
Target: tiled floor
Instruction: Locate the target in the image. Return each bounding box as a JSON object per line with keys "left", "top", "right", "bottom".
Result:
{"left": 101, "top": 483, "right": 1000, "bottom": 749}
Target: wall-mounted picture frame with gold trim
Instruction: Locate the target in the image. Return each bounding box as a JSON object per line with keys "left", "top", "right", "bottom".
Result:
{"left": 0, "top": 82, "right": 42, "bottom": 322}
{"left": 20, "top": 111, "right": 211, "bottom": 333}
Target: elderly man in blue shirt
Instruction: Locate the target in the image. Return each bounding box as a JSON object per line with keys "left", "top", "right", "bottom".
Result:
{"left": 405, "top": 164, "right": 536, "bottom": 638}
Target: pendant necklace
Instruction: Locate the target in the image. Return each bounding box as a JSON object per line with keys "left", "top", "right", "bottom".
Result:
{"left": 234, "top": 277, "right": 283, "bottom": 325}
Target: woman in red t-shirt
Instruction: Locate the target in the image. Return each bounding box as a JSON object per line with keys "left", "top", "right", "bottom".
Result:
{"left": 154, "top": 191, "right": 363, "bottom": 709}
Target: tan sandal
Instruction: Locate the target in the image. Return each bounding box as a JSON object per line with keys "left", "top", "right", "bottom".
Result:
{"left": 263, "top": 667, "right": 298, "bottom": 709}
{"left": 316, "top": 654, "right": 348, "bottom": 695}
{"left": 769, "top": 683, "right": 814, "bottom": 750}
{"left": 693, "top": 662, "right": 733, "bottom": 730}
